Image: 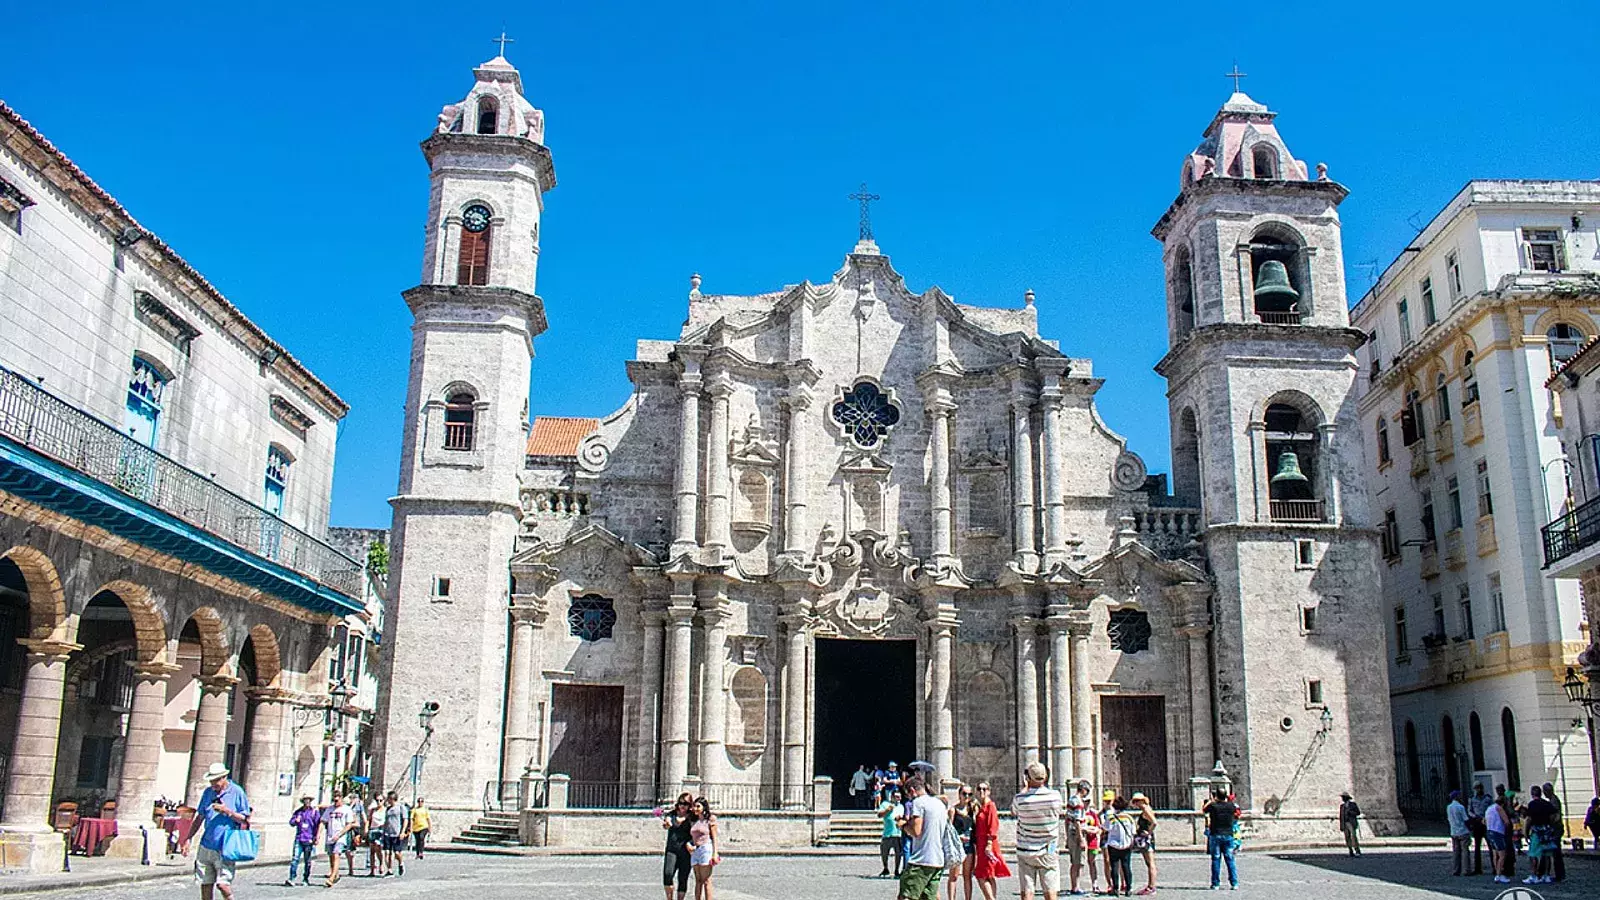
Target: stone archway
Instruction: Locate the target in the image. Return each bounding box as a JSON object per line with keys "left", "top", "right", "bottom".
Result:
{"left": 0, "top": 545, "right": 68, "bottom": 642}
{"left": 180, "top": 607, "right": 231, "bottom": 678}
{"left": 87, "top": 580, "right": 166, "bottom": 664}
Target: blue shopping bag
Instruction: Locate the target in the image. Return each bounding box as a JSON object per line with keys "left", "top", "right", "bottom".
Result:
{"left": 221, "top": 826, "right": 259, "bottom": 862}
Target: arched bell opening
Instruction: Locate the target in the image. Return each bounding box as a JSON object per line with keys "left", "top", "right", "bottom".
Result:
{"left": 1170, "top": 244, "right": 1196, "bottom": 337}
{"left": 1263, "top": 398, "right": 1324, "bottom": 522}
{"left": 1247, "top": 225, "right": 1310, "bottom": 324}
{"left": 475, "top": 95, "right": 499, "bottom": 135}
{"left": 1172, "top": 407, "right": 1202, "bottom": 508}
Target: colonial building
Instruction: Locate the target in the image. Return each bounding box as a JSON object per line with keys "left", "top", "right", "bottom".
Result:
{"left": 0, "top": 102, "right": 364, "bottom": 871}
{"left": 1352, "top": 180, "right": 1599, "bottom": 820}
{"left": 373, "top": 60, "right": 1401, "bottom": 846}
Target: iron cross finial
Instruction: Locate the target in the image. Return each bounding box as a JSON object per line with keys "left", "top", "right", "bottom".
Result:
{"left": 848, "top": 183, "right": 880, "bottom": 241}
{"left": 1225, "top": 63, "right": 1248, "bottom": 93}
{"left": 493, "top": 31, "right": 515, "bottom": 58}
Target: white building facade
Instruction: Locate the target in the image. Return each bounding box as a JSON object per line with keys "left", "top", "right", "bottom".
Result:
{"left": 0, "top": 102, "right": 364, "bottom": 871}
{"left": 1352, "top": 180, "right": 1600, "bottom": 820}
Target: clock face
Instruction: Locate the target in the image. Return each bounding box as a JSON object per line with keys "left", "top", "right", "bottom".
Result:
{"left": 462, "top": 205, "right": 491, "bottom": 233}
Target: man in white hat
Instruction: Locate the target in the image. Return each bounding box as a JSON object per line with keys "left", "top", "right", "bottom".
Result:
{"left": 182, "top": 762, "right": 252, "bottom": 900}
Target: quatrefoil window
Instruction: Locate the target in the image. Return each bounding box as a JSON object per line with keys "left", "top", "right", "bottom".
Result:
{"left": 831, "top": 380, "right": 902, "bottom": 449}
{"left": 568, "top": 595, "right": 617, "bottom": 642}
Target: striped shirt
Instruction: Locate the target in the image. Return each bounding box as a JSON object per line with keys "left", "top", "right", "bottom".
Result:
{"left": 1011, "top": 786, "right": 1063, "bottom": 853}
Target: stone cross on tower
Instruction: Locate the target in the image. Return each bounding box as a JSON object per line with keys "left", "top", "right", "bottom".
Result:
{"left": 1224, "top": 63, "right": 1248, "bottom": 92}
{"left": 848, "top": 183, "right": 880, "bottom": 241}
{"left": 493, "top": 31, "right": 515, "bottom": 57}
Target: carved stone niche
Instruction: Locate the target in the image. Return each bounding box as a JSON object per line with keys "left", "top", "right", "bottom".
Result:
{"left": 959, "top": 439, "right": 1008, "bottom": 539}
{"left": 724, "top": 664, "right": 768, "bottom": 768}
{"left": 731, "top": 416, "right": 779, "bottom": 552}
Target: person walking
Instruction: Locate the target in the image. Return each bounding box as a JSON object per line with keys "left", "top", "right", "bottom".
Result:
{"left": 689, "top": 797, "right": 720, "bottom": 900}
{"left": 1540, "top": 782, "right": 1564, "bottom": 882}
{"left": 970, "top": 782, "right": 1007, "bottom": 900}
{"left": 851, "top": 765, "right": 871, "bottom": 809}
{"left": 1484, "top": 785, "right": 1511, "bottom": 884}
{"left": 947, "top": 786, "right": 977, "bottom": 900}
{"left": 322, "top": 792, "right": 361, "bottom": 888}
{"left": 1446, "top": 790, "right": 1470, "bottom": 876}
{"left": 379, "top": 792, "right": 409, "bottom": 877}
{"left": 1062, "top": 793, "right": 1088, "bottom": 896}
{"left": 409, "top": 799, "right": 430, "bottom": 860}
{"left": 1011, "top": 762, "right": 1064, "bottom": 900}
{"left": 181, "top": 762, "right": 251, "bottom": 900}
{"left": 1522, "top": 784, "right": 1557, "bottom": 885}
{"left": 1586, "top": 796, "right": 1600, "bottom": 848}
{"left": 1102, "top": 797, "right": 1136, "bottom": 897}
{"left": 660, "top": 792, "right": 694, "bottom": 900}
{"left": 285, "top": 796, "right": 319, "bottom": 886}
{"left": 1337, "top": 792, "right": 1362, "bottom": 857}
{"left": 1130, "top": 792, "right": 1157, "bottom": 895}
{"left": 878, "top": 789, "right": 905, "bottom": 877}
{"left": 1076, "top": 781, "right": 1104, "bottom": 895}
{"left": 1466, "top": 783, "right": 1490, "bottom": 874}
{"left": 896, "top": 774, "right": 948, "bottom": 900}
{"left": 364, "top": 793, "right": 384, "bottom": 876}
{"left": 1202, "top": 787, "right": 1240, "bottom": 891}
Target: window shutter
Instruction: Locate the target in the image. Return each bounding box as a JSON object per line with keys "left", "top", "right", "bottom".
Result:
{"left": 1401, "top": 407, "right": 1418, "bottom": 446}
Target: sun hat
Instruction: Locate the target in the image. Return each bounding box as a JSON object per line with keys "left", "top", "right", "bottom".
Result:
{"left": 204, "top": 762, "right": 230, "bottom": 780}
{"left": 1101, "top": 789, "right": 1115, "bottom": 801}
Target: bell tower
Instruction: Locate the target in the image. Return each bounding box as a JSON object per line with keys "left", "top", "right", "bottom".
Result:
{"left": 373, "top": 50, "right": 556, "bottom": 830}
{"left": 1153, "top": 89, "right": 1402, "bottom": 832}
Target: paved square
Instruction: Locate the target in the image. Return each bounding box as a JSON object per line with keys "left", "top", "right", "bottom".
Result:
{"left": 8, "top": 849, "right": 1593, "bottom": 900}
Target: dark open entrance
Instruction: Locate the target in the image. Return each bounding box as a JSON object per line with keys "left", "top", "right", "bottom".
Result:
{"left": 814, "top": 638, "right": 916, "bottom": 808}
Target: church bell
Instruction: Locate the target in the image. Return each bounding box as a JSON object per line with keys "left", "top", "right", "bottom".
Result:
{"left": 1252, "top": 259, "right": 1300, "bottom": 306}
{"left": 1270, "top": 450, "right": 1311, "bottom": 486}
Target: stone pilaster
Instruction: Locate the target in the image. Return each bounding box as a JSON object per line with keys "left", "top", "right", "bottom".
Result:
{"left": 1037, "top": 359, "right": 1069, "bottom": 565}
{"left": 704, "top": 372, "right": 734, "bottom": 563}
{"left": 779, "top": 603, "right": 811, "bottom": 806}
{"left": 635, "top": 609, "right": 665, "bottom": 801}
{"left": 1068, "top": 617, "right": 1095, "bottom": 780}
{"left": 503, "top": 601, "right": 547, "bottom": 780}
{"left": 927, "top": 612, "right": 957, "bottom": 780}
{"left": 670, "top": 352, "right": 705, "bottom": 558}
{"left": 1012, "top": 614, "right": 1041, "bottom": 777}
{"left": 1179, "top": 624, "right": 1214, "bottom": 777}
{"left": 1045, "top": 608, "right": 1073, "bottom": 785}
{"left": 1008, "top": 373, "right": 1038, "bottom": 570}
{"left": 696, "top": 589, "right": 731, "bottom": 785}
{"left": 186, "top": 674, "right": 239, "bottom": 804}
{"left": 780, "top": 380, "right": 814, "bottom": 561}
{"left": 1, "top": 639, "right": 79, "bottom": 828}
{"left": 660, "top": 581, "right": 697, "bottom": 794}
{"left": 919, "top": 371, "right": 958, "bottom": 567}
{"left": 1319, "top": 422, "right": 1341, "bottom": 522}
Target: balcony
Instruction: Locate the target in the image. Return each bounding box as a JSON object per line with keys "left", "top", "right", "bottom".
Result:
{"left": 1462, "top": 403, "right": 1484, "bottom": 445}
{"left": 1434, "top": 420, "right": 1455, "bottom": 460}
{"left": 1476, "top": 514, "right": 1497, "bottom": 557}
{"left": 1409, "top": 444, "right": 1430, "bottom": 477}
{"left": 1543, "top": 499, "right": 1600, "bottom": 573}
{"left": 1268, "top": 498, "right": 1326, "bottom": 523}
{"left": 1419, "top": 540, "right": 1440, "bottom": 579}
{"left": 1444, "top": 528, "right": 1466, "bottom": 569}
{"left": 0, "top": 365, "right": 361, "bottom": 614}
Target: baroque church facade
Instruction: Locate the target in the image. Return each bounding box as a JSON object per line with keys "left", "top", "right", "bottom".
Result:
{"left": 373, "top": 57, "right": 1402, "bottom": 842}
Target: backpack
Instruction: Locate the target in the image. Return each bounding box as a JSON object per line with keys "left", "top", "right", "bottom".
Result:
{"left": 1105, "top": 813, "right": 1134, "bottom": 850}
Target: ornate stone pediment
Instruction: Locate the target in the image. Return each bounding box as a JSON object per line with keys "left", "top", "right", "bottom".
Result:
{"left": 808, "top": 531, "right": 923, "bottom": 639}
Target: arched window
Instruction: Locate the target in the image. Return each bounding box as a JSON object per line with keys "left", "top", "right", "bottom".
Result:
{"left": 1174, "top": 408, "right": 1202, "bottom": 505}
{"left": 1375, "top": 416, "right": 1391, "bottom": 466}
{"left": 1248, "top": 227, "right": 1306, "bottom": 323}
{"left": 1251, "top": 144, "right": 1279, "bottom": 179}
{"left": 1547, "top": 323, "right": 1585, "bottom": 367}
{"left": 1403, "top": 720, "right": 1422, "bottom": 796}
{"left": 457, "top": 204, "right": 492, "bottom": 286}
{"left": 1401, "top": 387, "right": 1426, "bottom": 445}
{"left": 1468, "top": 711, "right": 1485, "bottom": 771}
{"left": 123, "top": 355, "right": 170, "bottom": 447}
{"left": 443, "top": 392, "right": 477, "bottom": 451}
{"left": 1441, "top": 715, "right": 1460, "bottom": 792}
{"left": 264, "top": 445, "right": 291, "bottom": 516}
{"left": 475, "top": 96, "right": 499, "bottom": 134}
{"left": 1500, "top": 707, "right": 1521, "bottom": 789}
{"left": 1264, "top": 399, "right": 1323, "bottom": 521}
{"left": 1462, "top": 351, "right": 1480, "bottom": 405}
{"left": 1172, "top": 245, "right": 1195, "bottom": 335}
{"left": 1435, "top": 373, "right": 1452, "bottom": 424}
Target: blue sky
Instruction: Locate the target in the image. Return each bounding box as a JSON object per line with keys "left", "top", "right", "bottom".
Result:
{"left": 4, "top": 2, "right": 1596, "bottom": 527}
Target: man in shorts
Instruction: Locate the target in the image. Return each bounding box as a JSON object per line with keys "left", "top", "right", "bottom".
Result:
{"left": 1011, "top": 761, "right": 1064, "bottom": 900}
{"left": 181, "top": 762, "right": 251, "bottom": 900}
{"left": 321, "top": 793, "right": 361, "bottom": 887}
{"left": 380, "top": 792, "right": 410, "bottom": 876}
{"left": 895, "top": 775, "right": 947, "bottom": 900}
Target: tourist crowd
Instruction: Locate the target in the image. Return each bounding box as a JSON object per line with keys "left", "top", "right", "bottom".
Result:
{"left": 1445, "top": 780, "right": 1600, "bottom": 886}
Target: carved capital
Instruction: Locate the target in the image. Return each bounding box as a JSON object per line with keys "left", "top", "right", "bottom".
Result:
{"left": 198, "top": 673, "right": 241, "bottom": 693}
{"left": 510, "top": 600, "right": 549, "bottom": 626}
{"left": 131, "top": 660, "right": 181, "bottom": 681}
{"left": 244, "top": 686, "right": 295, "bottom": 705}
{"left": 18, "top": 638, "right": 82, "bottom": 662}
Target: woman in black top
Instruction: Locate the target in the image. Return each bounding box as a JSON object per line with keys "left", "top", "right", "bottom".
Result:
{"left": 660, "top": 792, "right": 695, "bottom": 900}
{"left": 947, "top": 786, "right": 976, "bottom": 900}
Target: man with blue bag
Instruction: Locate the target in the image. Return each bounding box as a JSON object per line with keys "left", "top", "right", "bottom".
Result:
{"left": 181, "top": 761, "right": 254, "bottom": 900}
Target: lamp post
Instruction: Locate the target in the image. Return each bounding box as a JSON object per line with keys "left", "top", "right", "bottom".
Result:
{"left": 1563, "top": 666, "right": 1600, "bottom": 794}
{"left": 411, "top": 702, "right": 439, "bottom": 805}
{"left": 297, "top": 680, "right": 354, "bottom": 804}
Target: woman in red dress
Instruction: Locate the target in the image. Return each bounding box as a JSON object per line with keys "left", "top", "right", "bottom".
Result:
{"left": 971, "top": 781, "right": 1009, "bottom": 900}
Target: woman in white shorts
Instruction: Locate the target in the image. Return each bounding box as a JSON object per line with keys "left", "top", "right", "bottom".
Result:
{"left": 688, "top": 797, "right": 719, "bottom": 900}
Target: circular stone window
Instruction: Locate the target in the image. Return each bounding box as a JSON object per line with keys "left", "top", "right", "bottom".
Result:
{"left": 1280, "top": 716, "right": 1295, "bottom": 732}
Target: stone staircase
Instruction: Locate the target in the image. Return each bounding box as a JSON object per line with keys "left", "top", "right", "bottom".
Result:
{"left": 452, "top": 810, "right": 521, "bottom": 847}
{"left": 821, "top": 811, "right": 884, "bottom": 848}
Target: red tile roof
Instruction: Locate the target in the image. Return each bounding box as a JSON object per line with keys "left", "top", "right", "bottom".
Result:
{"left": 525, "top": 417, "right": 599, "bottom": 457}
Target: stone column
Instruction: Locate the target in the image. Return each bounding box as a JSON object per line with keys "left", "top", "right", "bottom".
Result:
{"left": 697, "top": 593, "right": 731, "bottom": 785}
{"left": 780, "top": 605, "right": 810, "bottom": 807}
{"left": 110, "top": 662, "right": 177, "bottom": 847}
{"left": 1180, "top": 626, "right": 1214, "bottom": 777}
{"left": 1247, "top": 419, "right": 1266, "bottom": 522}
{"left": 1045, "top": 611, "right": 1072, "bottom": 785}
{"left": 1319, "top": 422, "right": 1341, "bottom": 523}
{"left": 635, "top": 610, "right": 665, "bottom": 802}
{"left": 503, "top": 603, "right": 545, "bottom": 780}
{"left": 242, "top": 688, "right": 289, "bottom": 822}
{"left": 1, "top": 639, "right": 78, "bottom": 828}
{"left": 660, "top": 588, "right": 696, "bottom": 794}
{"left": 186, "top": 674, "right": 238, "bottom": 804}
{"left": 780, "top": 383, "right": 813, "bottom": 560}
{"left": 1068, "top": 620, "right": 1094, "bottom": 780}
{"left": 927, "top": 398, "right": 957, "bottom": 565}
{"left": 927, "top": 614, "right": 956, "bottom": 780}
{"left": 1012, "top": 615, "right": 1041, "bottom": 775}
{"left": 1037, "top": 360, "right": 1069, "bottom": 565}
{"left": 704, "top": 372, "right": 734, "bottom": 562}
{"left": 1009, "top": 386, "right": 1038, "bottom": 570}
{"left": 670, "top": 355, "right": 705, "bottom": 558}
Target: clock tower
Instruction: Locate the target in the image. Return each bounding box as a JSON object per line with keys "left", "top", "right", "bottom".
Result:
{"left": 372, "top": 51, "right": 555, "bottom": 831}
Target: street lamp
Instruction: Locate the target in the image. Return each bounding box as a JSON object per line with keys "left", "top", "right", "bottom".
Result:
{"left": 1563, "top": 667, "right": 1598, "bottom": 713}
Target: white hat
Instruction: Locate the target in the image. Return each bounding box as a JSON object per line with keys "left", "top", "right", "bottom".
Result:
{"left": 204, "top": 762, "right": 230, "bottom": 780}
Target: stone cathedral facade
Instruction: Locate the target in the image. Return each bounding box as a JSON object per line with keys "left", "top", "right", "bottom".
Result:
{"left": 373, "top": 58, "right": 1402, "bottom": 844}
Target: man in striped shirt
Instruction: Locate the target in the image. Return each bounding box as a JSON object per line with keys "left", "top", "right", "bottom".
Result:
{"left": 1011, "top": 761, "right": 1064, "bottom": 900}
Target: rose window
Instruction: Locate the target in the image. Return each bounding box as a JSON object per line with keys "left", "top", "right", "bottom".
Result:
{"left": 831, "top": 380, "right": 902, "bottom": 449}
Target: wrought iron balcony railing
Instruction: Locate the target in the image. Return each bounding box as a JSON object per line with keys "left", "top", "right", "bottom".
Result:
{"left": 1269, "top": 498, "right": 1326, "bottom": 523}
{"left": 1542, "top": 494, "right": 1600, "bottom": 568}
{"left": 0, "top": 364, "right": 360, "bottom": 598}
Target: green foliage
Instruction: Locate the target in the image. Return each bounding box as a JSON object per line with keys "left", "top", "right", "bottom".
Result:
{"left": 366, "top": 539, "right": 389, "bottom": 575}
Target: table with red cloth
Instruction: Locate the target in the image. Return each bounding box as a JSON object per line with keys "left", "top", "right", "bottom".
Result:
{"left": 162, "top": 816, "right": 182, "bottom": 854}
{"left": 70, "top": 817, "right": 117, "bottom": 855}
